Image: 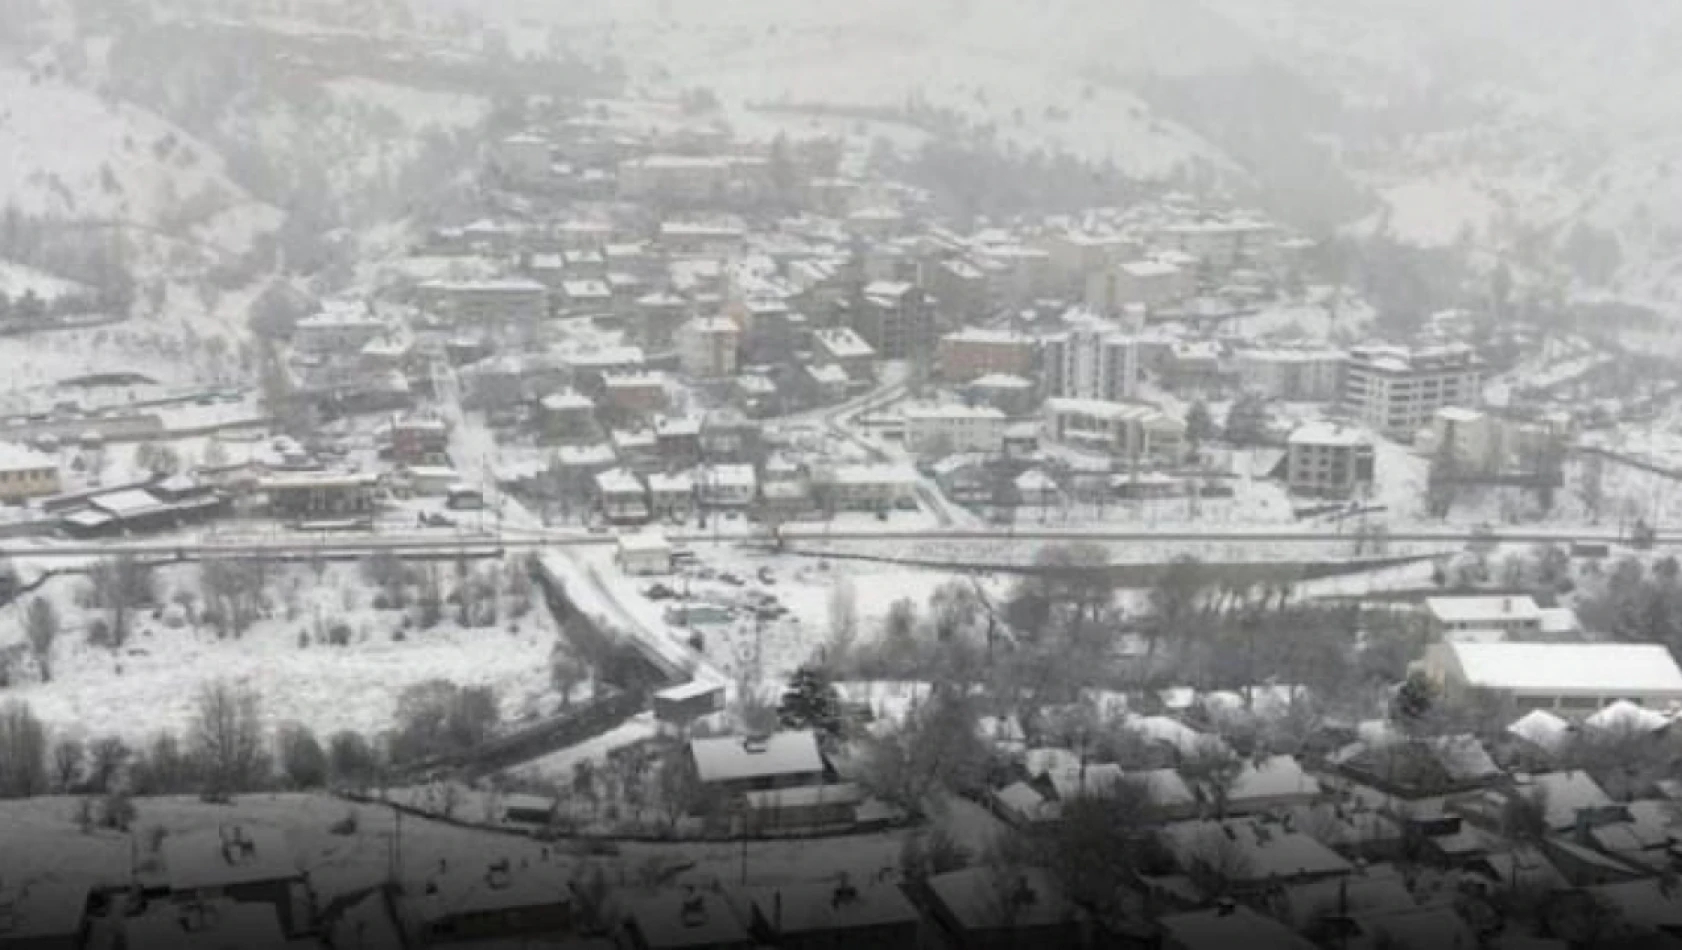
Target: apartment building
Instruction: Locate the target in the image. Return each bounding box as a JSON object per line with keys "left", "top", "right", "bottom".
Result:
{"left": 1343, "top": 344, "right": 1484, "bottom": 438}
{"left": 1233, "top": 347, "right": 1347, "bottom": 401}
{"left": 1042, "top": 398, "right": 1185, "bottom": 464}
{"left": 1284, "top": 422, "right": 1375, "bottom": 499}
{"left": 676, "top": 316, "right": 740, "bottom": 379}
{"left": 1042, "top": 329, "right": 1139, "bottom": 402}
{"left": 902, "top": 404, "right": 1007, "bottom": 456}
{"left": 936, "top": 328, "right": 1038, "bottom": 383}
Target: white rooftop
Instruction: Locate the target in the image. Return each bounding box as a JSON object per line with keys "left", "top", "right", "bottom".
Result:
{"left": 689, "top": 731, "right": 824, "bottom": 784}
{"left": 1443, "top": 641, "right": 1682, "bottom": 698}
{"left": 1425, "top": 595, "right": 1543, "bottom": 625}
{"left": 902, "top": 404, "right": 1006, "bottom": 422}
{"left": 0, "top": 441, "right": 56, "bottom": 472}
{"left": 1288, "top": 422, "right": 1371, "bottom": 447}
{"left": 617, "top": 531, "right": 672, "bottom": 555}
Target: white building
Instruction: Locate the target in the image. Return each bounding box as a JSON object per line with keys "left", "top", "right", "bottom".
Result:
{"left": 293, "top": 302, "right": 384, "bottom": 356}
{"left": 815, "top": 464, "right": 919, "bottom": 511}
{"left": 1423, "top": 595, "right": 1544, "bottom": 638}
{"left": 1233, "top": 347, "right": 1346, "bottom": 401}
{"left": 697, "top": 464, "right": 757, "bottom": 507}
{"left": 1343, "top": 344, "right": 1483, "bottom": 438}
{"left": 901, "top": 404, "right": 1007, "bottom": 456}
{"left": 0, "top": 441, "right": 61, "bottom": 502}
{"left": 1285, "top": 422, "right": 1374, "bottom": 499}
{"left": 1084, "top": 259, "right": 1193, "bottom": 312}
{"left": 1420, "top": 406, "right": 1500, "bottom": 471}
{"left": 1043, "top": 328, "right": 1140, "bottom": 402}
{"left": 676, "top": 316, "right": 740, "bottom": 379}
{"left": 1422, "top": 641, "right": 1682, "bottom": 713}
{"left": 1042, "top": 398, "right": 1185, "bottom": 465}
{"left": 617, "top": 531, "right": 673, "bottom": 576}
{"left": 812, "top": 327, "right": 876, "bottom": 378}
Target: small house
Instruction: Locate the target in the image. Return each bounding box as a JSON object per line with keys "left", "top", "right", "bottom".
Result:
{"left": 621, "top": 889, "right": 754, "bottom": 950}
{"left": 689, "top": 731, "right": 827, "bottom": 797}
{"left": 0, "top": 873, "right": 92, "bottom": 950}
{"left": 917, "top": 867, "right": 1081, "bottom": 950}
{"left": 406, "top": 860, "right": 575, "bottom": 945}
{"left": 654, "top": 680, "right": 726, "bottom": 724}
{"left": 738, "top": 878, "right": 920, "bottom": 950}
{"left": 617, "top": 531, "right": 673, "bottom": 576}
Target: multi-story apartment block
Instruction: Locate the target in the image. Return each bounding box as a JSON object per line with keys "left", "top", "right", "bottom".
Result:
{"left": 1233, "top": 347, "right": 1347, "bottom": 401}
{"left": 1284, "top": 423, "right": 1375, "bottom": 499}
{"left": 936, "top": 328, "right": 1038, "bottom": 383}
{"left": 1042, "top": 329, "right": 1139, "bottom": 402}
{"left": 901, "top": 404, "right": 1007, "bottom": 456}
{"left": 676, "top": 316, "right": 740, "bottom": 379}
{"left": 1042, "top": 398, "right": 1185, "bottom": 465}
{"left": 1342, "top": 344, "right": 1483, "bottom": 438}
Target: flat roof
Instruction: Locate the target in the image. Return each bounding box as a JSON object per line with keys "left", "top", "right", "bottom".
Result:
{"left": 1425, "top": 595, "right": 1543, "bottom": 624}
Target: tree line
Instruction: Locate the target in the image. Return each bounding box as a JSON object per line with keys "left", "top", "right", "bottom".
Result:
{"left": 0, "top": 676, "right": 505, "bottom": 806}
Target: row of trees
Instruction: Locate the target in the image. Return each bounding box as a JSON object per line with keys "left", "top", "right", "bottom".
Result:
{"left": 0, "top": 674, "right": 504, "bottom": 802}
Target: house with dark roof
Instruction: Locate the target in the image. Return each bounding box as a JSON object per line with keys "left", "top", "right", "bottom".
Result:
{"left": 621, "top": 889, "right": 754, "bottom": 950}
{"left": 737, "top": 876, "right": 920, "bottom": 950}
{"left": 159, "top": 825, "right": 311, "bottom": 938}
{"left": 401, "top": 858, "right": 576, "bottom": 945}
{"left": 687, "top": 731, "right": 829, "bottom": 798}
{"left": 0, "top": 873, "right": 92, "bottom": 950}
{"left": 915, "top": 866, "right": 1084, "bottom": 950}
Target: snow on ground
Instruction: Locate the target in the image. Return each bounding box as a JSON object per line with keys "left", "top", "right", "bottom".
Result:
{"left": 513, "top": 713, "right": 662, "bottom": 782}
{"left": 573, "top": 541, "right": 1008, "bottom": 688}
{"left": 0, "top": 66, "right": 266, "bottom": 230}
{"left": 0, "top": 560, "right": 565, "bottom": 743}
{"left": 0, "top": 785, "right": 973, "bottom": 908}
{"left": 0, "top": 326, "right": 217, "bottom": 403}
{"left": 0, "top": 260, "right": 89, "bottom": 302}
{"left": 0, "top": 792, "right": 572, "bottom": 901}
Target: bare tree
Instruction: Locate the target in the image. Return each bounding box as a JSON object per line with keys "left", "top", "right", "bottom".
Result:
{"left": 85, "top": 736, "right": 131, "bottom": 793}
{"left": 0, "top": 700, "right": 49, "bottom": 798}
{"left": 1184, "top": 824, "right": 1257, "bottom": 896}
{"left": 200, "top": 558, "right": 269, "bottom": 638}
{"left": 550, "top": 648, "right": 588, "bottom": 709}
{"left": 25, "top": 597, "right": 58, "bottom": 682}
{"left": 1578, "top": 452, "right": 1606, "bottom": 523}
{"left": 276, "top": 724, "right": 328, "bottom": 788}
{"left": 655, "top": 741, "right": 721, "bottom": 833}
{"left": 826, "top": 574, "right": 859, "bottom": 664}
{"left": 131, "top": 731, "right": 196, "bottom": 795}
{"left": 327, "top": 730, "right": 380, "bottom": 790}
{"left": 51, "top": 737, "right": 85, "bottom": 792}
{"left": 85, "top": 555, "right": 155, "bottom": 648}
{"left": 856, "top": 690, "right": 990, "bottom": 813}
{"left": 189, "top": 681, "right": 269, "bottom": 796}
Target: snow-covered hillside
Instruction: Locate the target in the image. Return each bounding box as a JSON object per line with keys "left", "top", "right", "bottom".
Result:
{"left": 0, "top": 67, "right": 266, "bottom": 233}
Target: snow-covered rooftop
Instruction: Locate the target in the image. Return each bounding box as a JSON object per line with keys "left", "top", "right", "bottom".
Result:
{"left": 1444, "top": 642, "right": 1682, "bottom": 699}
{"left": 0, "top": 440, "right": 56, "bottom": 472}
{"left": 1424, "top": 595, "right": 1542, "bottom": 625}
{"left": 689, "top": 731, "right": 824, "bottom": 784}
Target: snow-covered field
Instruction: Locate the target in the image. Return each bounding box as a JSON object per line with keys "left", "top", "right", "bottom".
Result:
{"left": 0, "top": 260, "right": 89, "bottom": 303}
{"left": 0, "top": 560, "right": 567, "bottom": 743}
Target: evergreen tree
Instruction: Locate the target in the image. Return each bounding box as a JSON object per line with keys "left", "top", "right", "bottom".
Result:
{"left": 777, "top": 665, "right": 843, "bottom": 738}
{"left": 1392, "top": 670, "right": 1437, "bottom": 731}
